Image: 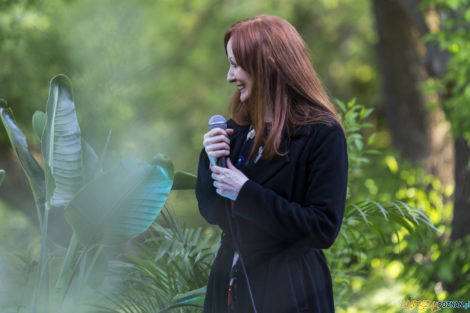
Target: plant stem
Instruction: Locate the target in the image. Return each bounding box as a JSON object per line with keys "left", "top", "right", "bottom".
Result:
{"left": 61, "top": 245, "right": 88, "bottom": 305}
{"left": 30, "top": 206, "right": 49, "bottom": 313}
{"left": 56, "top": 233, "right": 78, "bottom": 289}
{"left": 83, "top": 245, "right": 103, "bottom": 285}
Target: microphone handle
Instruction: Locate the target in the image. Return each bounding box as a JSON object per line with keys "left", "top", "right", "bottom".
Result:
{"left": 217, "top": 156, "right": 227, "bottom": 168}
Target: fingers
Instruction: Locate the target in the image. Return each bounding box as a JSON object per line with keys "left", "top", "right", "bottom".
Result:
{"left": 203, "top": 128, "right": 232, "bottom": 161}
{"left": 205, "top": 141, "right": 230, "bottom": 152}
{"left": 203, "top": 128, "right": 232, "bottom": 142}
{"left": 206, "top": 149, "right": 229, "bottom": 160}
{"left": 204, "top": 134, "right": 230, "bottom": 146}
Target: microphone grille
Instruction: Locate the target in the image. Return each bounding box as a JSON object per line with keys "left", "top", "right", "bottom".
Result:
{"left": 208, "top": 115, "right": 227, "bottom": 130}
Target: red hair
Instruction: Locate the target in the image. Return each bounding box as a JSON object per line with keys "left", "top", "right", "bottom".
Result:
{"left": 224, "top": 15, "right": 341, "bottom": 162}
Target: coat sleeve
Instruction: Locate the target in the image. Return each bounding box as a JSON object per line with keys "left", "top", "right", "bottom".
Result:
{"left": 195, "top": 119, "right": 238, "bottom": 230}
{"left": 196, "top": 148, "right": 232, "bottom": 232}
{"left": 231, "top": 123, "right": 348, "bottom": 249}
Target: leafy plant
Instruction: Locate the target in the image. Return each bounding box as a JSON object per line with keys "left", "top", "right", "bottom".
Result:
{"left": 0, "top": 75, "right": 197, "bottom": 313}
{"left": 96, "top": 208, "right": 218, "bottom": 313}
{"left": 329, "top": 99, "right": 438, "bottom": 308}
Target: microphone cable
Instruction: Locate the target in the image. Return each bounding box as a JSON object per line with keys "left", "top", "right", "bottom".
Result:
{"left": 222, "top": 195, "right": 258, "bottom": 313}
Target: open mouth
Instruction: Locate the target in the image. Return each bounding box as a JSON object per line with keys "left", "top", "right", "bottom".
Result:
{"left": 236, "top": 84, "right": 246, "bottom": 91}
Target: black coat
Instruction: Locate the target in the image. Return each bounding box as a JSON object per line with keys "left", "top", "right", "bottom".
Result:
{"left": 195, "top": 118, "right": 348, "bottom": 313}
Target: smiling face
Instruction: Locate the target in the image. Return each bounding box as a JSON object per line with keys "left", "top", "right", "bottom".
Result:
{"left": 226, "top": 38, "right": 254, "bottom": 102}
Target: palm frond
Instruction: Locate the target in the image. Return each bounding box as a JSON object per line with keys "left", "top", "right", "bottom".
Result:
{"left": 100, "top": 207, "right": 218, "bottom": 313}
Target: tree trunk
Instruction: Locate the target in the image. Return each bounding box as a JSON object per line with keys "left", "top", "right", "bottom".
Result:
{"left": 451, "top": 136, "right": 470, "bottom": 241}
{"left": 372, "top": 0, "right": 453, "bottom": 185}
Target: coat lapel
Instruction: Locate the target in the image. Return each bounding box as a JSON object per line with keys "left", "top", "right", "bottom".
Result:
{"left": 228, "top": 120, "right": 311, "bottom": 186}
{"left": 238, "top": 150, "right": 290, "bottom": 185}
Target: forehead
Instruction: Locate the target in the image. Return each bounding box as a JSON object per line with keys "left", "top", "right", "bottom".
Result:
{"left": 226, "top": 38, "right": 234, "bottom": 58}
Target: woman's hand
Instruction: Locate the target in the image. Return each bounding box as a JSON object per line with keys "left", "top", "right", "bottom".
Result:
{"left": 211, "top": 158, "right": 249, "bottom": 200}
{"left": 203, "top": 128, "right": 234, "bottom": 166}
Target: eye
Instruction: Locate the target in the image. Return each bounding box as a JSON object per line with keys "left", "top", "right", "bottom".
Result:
{"left": 229, "top": 60, "right": 238, "bottom": 68}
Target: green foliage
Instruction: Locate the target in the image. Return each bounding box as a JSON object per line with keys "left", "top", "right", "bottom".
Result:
{"left": 322, "top": 99, "right": 438, "bottom": 310}
{"left": 336, "top": 98, "right": 378, "bottom": 176}
{"left": 0, "top": 169, "right": 4, "bottom": 185}
{"left": 98, "top": 208, "right": 218, "bottom": 313}
{"left": 421, "top": 0, "right": 470, "bottom": 141}
{"left": 0, "top": 75, "right": 197, "bottom": 313}
{"left": 0, "top": 0, "right": 376, "bottom": 173}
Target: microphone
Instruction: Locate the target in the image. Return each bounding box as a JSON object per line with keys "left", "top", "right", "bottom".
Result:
{"left": 208, "top": 115, "right": 228, "bottom": 168}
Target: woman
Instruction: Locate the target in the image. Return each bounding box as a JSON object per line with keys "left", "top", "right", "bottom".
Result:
{"left": 195, "top": 15, "right": 348, "bottom": 313}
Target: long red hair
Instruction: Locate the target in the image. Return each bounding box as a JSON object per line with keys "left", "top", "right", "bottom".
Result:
{"left": 224, "top": 15, "right": 341, "bottom": 162}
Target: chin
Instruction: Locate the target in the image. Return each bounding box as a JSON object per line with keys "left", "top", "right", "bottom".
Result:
{"left": 239, "top": 92, "right": 249, "bottom": 102}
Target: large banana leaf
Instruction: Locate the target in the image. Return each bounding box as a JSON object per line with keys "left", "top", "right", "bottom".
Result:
{"left": 0, "top": 103, "right": 45, "bottom": 208}
{"left": 151, "top": 154, "right": 197, "bottom": 190}
{"left": 33, "top": 109, "right": 99, "bottom": 184}
{"left": 42, "top": 75, "right": 83, "bottom": 208}
{"left": 65, "top": 157, "right": 173, "bottom": 246}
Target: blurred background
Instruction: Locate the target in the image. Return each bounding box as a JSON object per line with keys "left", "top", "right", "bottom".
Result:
{"left": 0, "top": 0, "right": 469, "bottom": 312}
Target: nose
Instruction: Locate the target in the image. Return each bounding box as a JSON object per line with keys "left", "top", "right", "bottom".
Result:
{"left": 227, "top": 68, "right": 235, "bottom": 83}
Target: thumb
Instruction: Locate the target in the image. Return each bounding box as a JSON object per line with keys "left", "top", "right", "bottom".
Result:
{"left": 226, "top": 157, "right": 235, "bottom": 169}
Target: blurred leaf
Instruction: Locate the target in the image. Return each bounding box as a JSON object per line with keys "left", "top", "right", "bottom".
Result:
{"left": 172, "top": 171, "right": 197, "bottom": 190}
{"left": 82, "top": 139, "right": 101, "bottom": 183}
{"left": 42, "top": 75, "right": 83, "bottom": 208}
{"left": 86, "top": 246, "right": 108, "bottom": 289}
{"left": 347, "top": 98, "right": 356, "bottom": 108}
{"left": 0, "top": 102, "right": 45, "bottom": 208}
{"left": 367, "top": 133, "right": 376, "bottom": 146}
{"left": 157, "top": 286, "right": 206, "bottom": 312}
{"left": 152, "top": 154, "right": 175, "bottom": 180}
{"left": 65, "top": 157, "right": 173, "bottom": 246}
{"left": 99, "top": 129, "right": 112, "bottom": 171}
{"left": 32, "top": 110, "right": 46, "bottom": 141}
{"left": 335, "top": 99, "right": 346, "bottom": 112}
{"left": 0, "top": 169, "right": 5, "bottom": 185}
